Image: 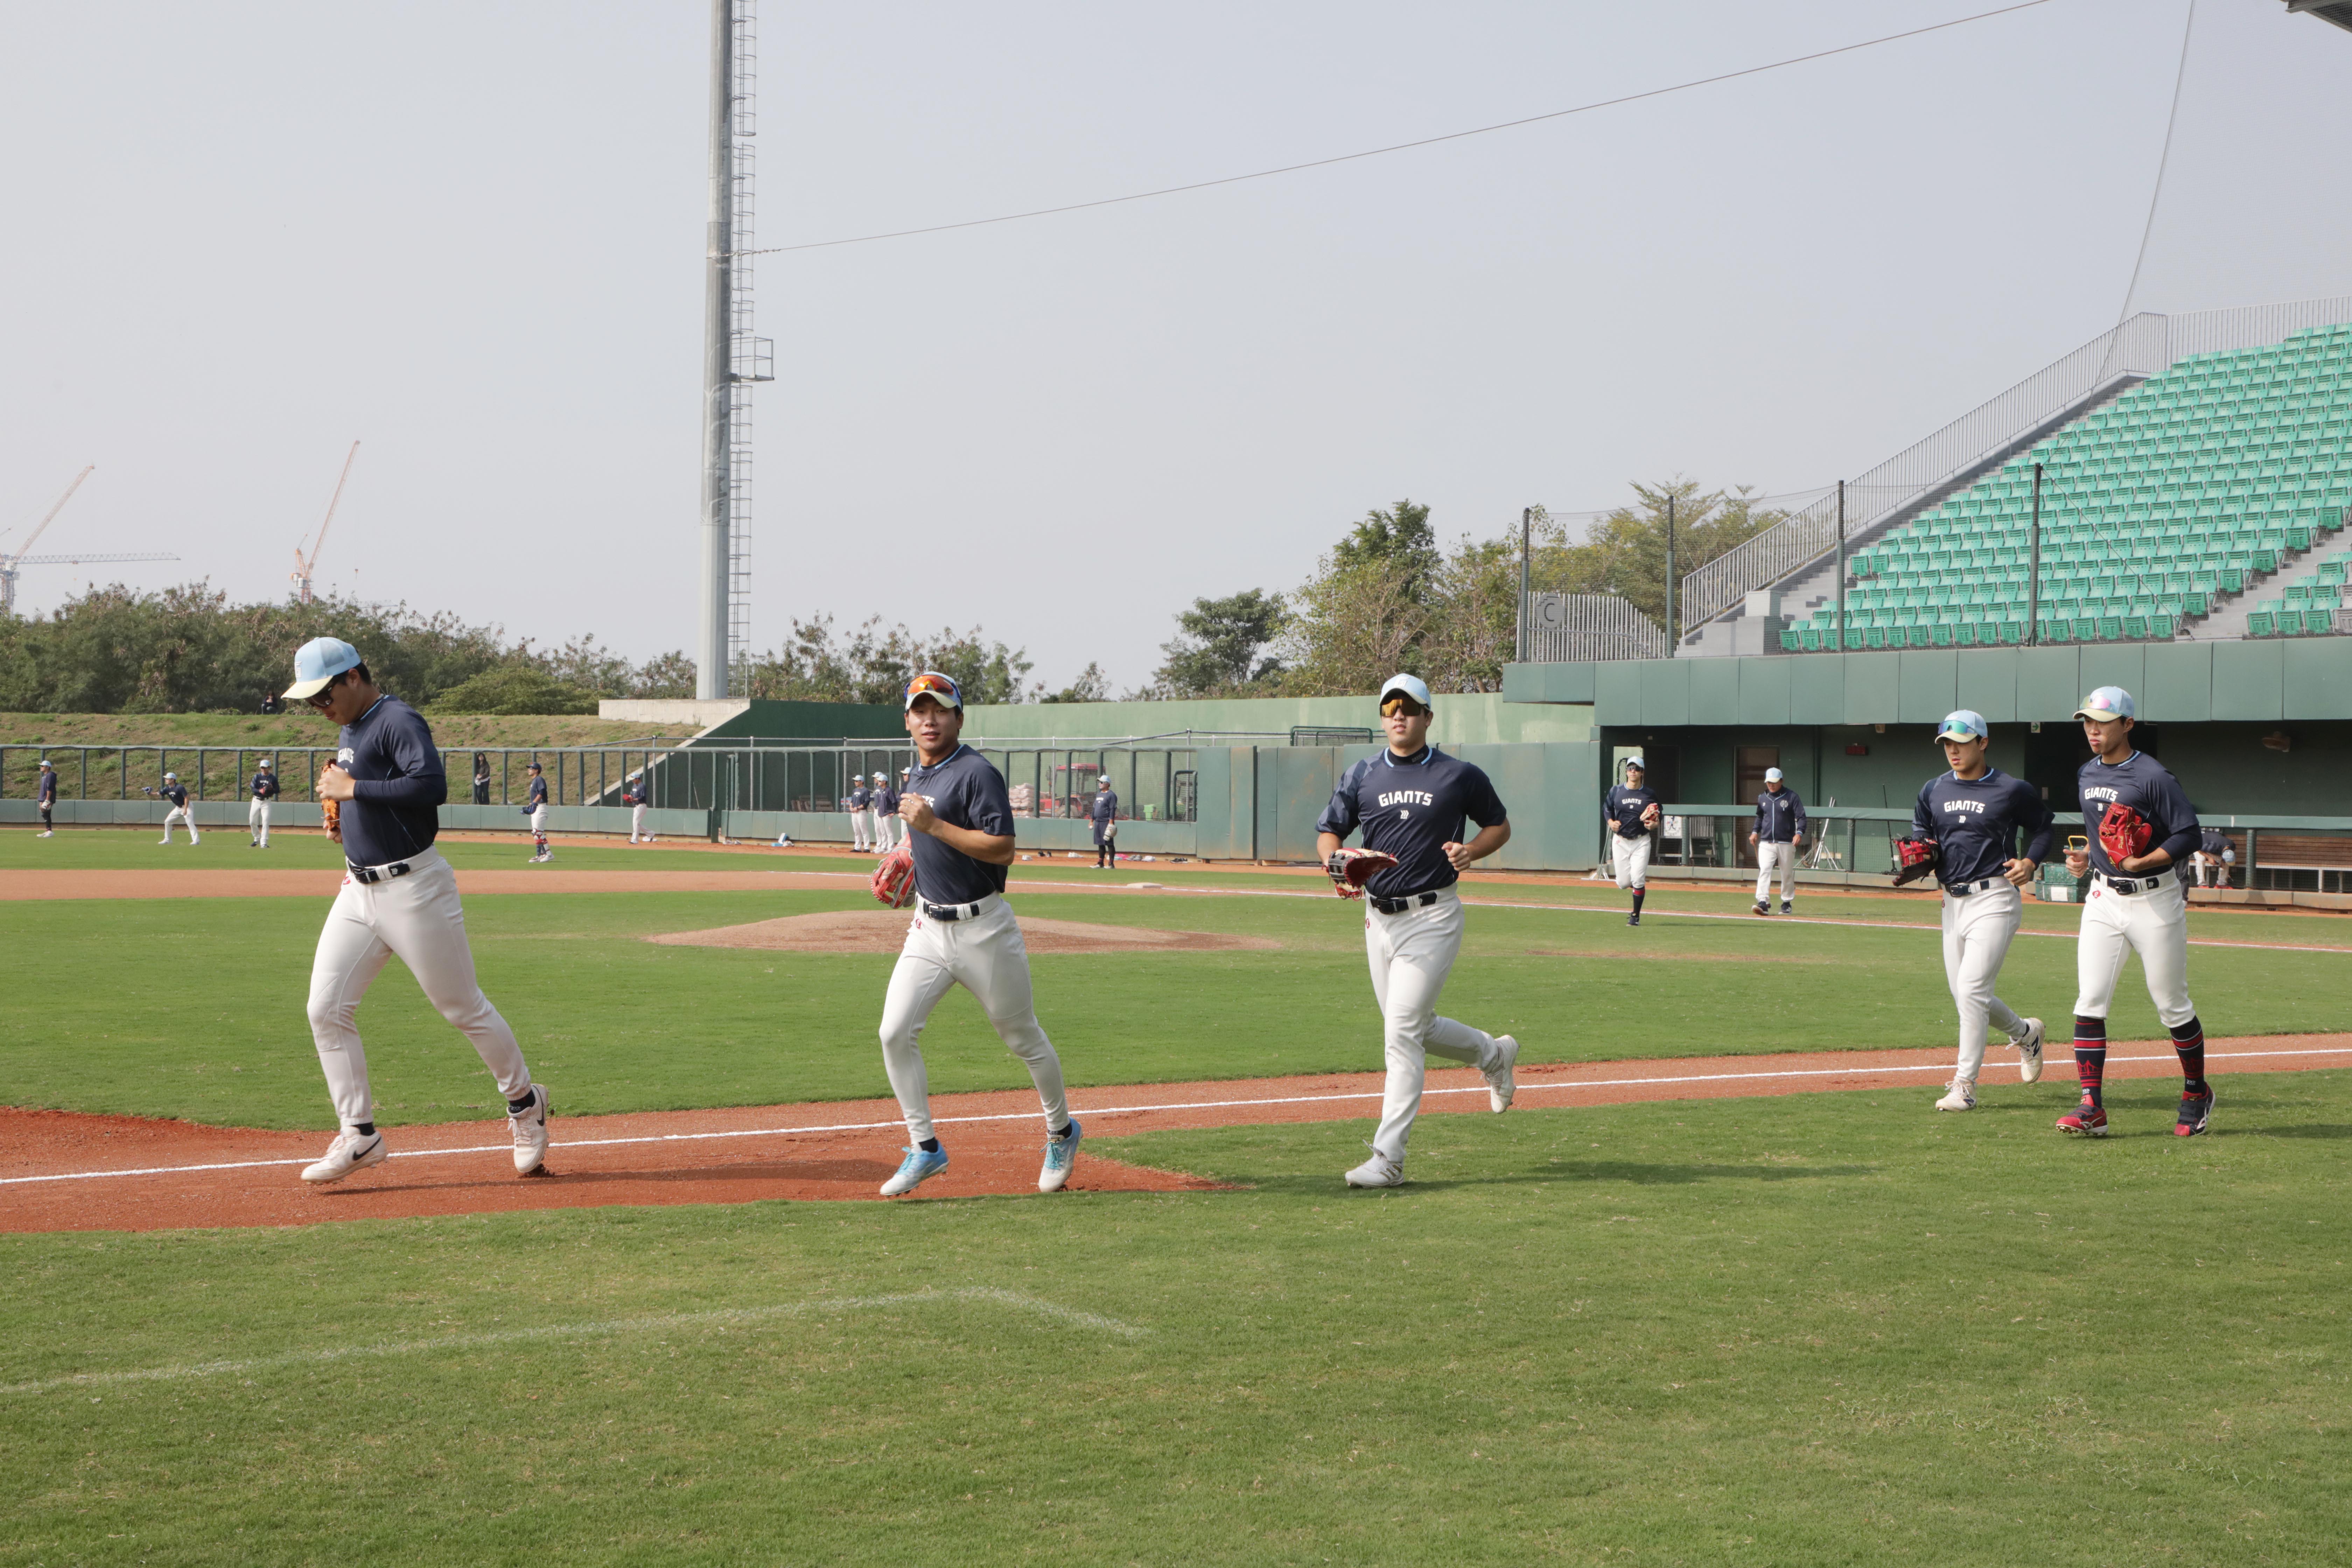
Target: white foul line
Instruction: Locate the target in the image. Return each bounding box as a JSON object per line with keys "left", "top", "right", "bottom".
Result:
{"left": 0, "top": 1286, "right": 1148, "bottom": 1395}
{"left": 8, "top": 1046, "right": 2350, "bottom": 1190}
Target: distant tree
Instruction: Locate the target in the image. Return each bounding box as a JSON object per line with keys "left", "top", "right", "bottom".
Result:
{"left": 1530, "top": 480, "right": 1786, "bottom": 635}
{"left": 739, "top": 615, "right": 1034, "bottom": 706}
{"left": 1150, "top": 588, "right": 1286, "bottom": 697}
{"left": 1041, "top": 662, "right": 1112, "bottom": 704}
{"left": 428, "top": 665, "right": 601, "bottom": 716}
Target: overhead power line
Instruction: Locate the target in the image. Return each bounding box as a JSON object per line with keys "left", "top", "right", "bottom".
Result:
{"left": 741, "top": 0, "right": 2062, "bottom": 259}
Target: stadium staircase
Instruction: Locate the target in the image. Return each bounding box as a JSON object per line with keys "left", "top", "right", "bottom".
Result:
{"left": 1778, "top": 324, "right": 2352, "bottom": 652}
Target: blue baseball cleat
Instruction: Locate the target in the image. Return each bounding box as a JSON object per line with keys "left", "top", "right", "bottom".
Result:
{"left": 880, "top": 1145, "right": 950, "bottom": 1197}
{"left": 1038, "top": 1119, "right": 1083, "bottom": 1192}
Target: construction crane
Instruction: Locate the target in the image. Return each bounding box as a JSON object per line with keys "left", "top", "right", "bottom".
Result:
{"left": 290, "top": 441, "right": 360, "bottom": 605}
{"left": 0, "top": 467, "right": 176, "bottom": 616}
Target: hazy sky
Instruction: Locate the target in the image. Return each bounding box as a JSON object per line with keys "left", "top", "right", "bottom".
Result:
{"left": 4, "top": 1, "right": 2348, "bottom": 692}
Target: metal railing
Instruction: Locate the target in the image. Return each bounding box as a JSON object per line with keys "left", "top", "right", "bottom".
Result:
{"left": 1520, "top": 592, "right": 1668, "bottom": 662}
{"left": 0, "top": 744, "right": 685, "bottom": 808}
{"left": 1681, "top": 294, "right": 2352, "bottom": 629}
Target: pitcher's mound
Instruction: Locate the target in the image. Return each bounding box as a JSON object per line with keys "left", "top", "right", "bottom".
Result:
{"left": 649, "top": 909, "right": 1280, "bottom": 955}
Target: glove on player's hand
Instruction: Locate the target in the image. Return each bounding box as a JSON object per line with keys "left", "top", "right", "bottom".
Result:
{"left": 872, "top": 846, "right": 918, "bottom": 909}
{"left": 1640, "top": 802, "right": 1662, "bottom": 829}
{"left": 320, "top": 764, "right": 343, "bottom": 842}
{"left": 1891, "top": 837, "right": 1940, "bottom": 887}
{"left": 2098, "top": 803, "right": 2154, "bottom": 866}
{"left": 1325, "top": 848, "right": 1397, "bottom": 899}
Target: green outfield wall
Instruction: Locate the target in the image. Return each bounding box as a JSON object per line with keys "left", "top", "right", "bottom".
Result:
{"left": 959, "top": 691, "right": 1593, "bottom": 746}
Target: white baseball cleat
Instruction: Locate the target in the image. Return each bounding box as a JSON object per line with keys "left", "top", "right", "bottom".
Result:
{"left": 301, "top": 1129, "right": 388, "bottom": 1184}
{"left": 1038, "top": 1119, "right": 1083, "bottom": 1192}
{"left": 1484, "top": 1035, "right": 1519, "bottom": 1113}
{"left": 1345, "top": 1146, "right": 1405, "bottom": 1188}
{"left": 1934, "top": 1079, "right": 1977, "bottom": 1113}
{"left": 2015, "top": 1017, "right": 2046, "bottom": 1083}
{"left": 508, "top": 1084, "right": 552, "bottom": 1175}
{"left": 880, "top": 1145, "right": 949, "bottom": 1196}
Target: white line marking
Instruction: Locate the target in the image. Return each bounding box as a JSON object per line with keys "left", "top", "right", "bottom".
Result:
{"left": 0, "top": 1286, "right": 1147, "bottom": 1394}
{"left": 9, "top": 1048, "right": 2349, "bottom": 1189}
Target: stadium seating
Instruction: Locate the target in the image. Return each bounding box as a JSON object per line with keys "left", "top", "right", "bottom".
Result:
{"left": 1777, "top": 325, "right": 2352, "bottom": 650}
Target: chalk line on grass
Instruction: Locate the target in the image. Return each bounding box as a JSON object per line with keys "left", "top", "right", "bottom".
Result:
{"left": 0, "top": 1286, "right": 1147, "bottom": 1394}
{"left": 9, "top": 1046, "right": 2349, "bottom": 1189}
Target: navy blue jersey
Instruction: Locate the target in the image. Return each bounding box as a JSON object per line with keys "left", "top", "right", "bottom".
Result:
{"left": 1604, "top": 783, "right": 1659, "bottom": 840}
{"left": 874, "top": 783, "right": 899, "bottom": 816}
{"left": 1910, "top": 767, "right": 2055, "bottom": 887}
{"left": 1317, "top": 746, "right": 1507, "bottom": 901}
{"left": 2076, "top": 750, "right": 2199, "bottom": 877}
{"left": 251, "top": 770, "right": 279, "bottom": 800}
{"left": 160, "top": 783, "right": 188, "bottom": 809}
{"left": 1090, "top": 788, "right": 1118, "bottom": 824}
{"left": 335, "top": 695, "right": 446, "bottom": 866}
{"left": 1754, "top": 787, "right": 1807, "bottom": 842}
{"left": 37, "top": 770, "right": 57, "bottom": 803}
{"left": 849, "top": 784, "right": 871, "bottom": 811}
{"left": 523, "top": 774, "right": 548, "bottom": 811}
{"left": 905, "top": 745, "right": 1015, "bottom": 906}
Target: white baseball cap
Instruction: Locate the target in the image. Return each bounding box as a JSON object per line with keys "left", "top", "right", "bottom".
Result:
{"left": 1623, "top": 755, "right": 1647, "bottom": 772}
{"left": 284, "top": 636, "right": 363, "bottom": 700}
{"left": 257, "top": 757, "right": 272, "bottom": 767}
{"left": 37, "top": 758, "right": 50, "bottom": 767}
{"left": 873, "top": 772, "right": 888, "bottom": 782}
{"left": 163, "top": 771, "right": 177, "bottom": 781}
{"left": 2074, "top": 686, "right": 2135, "bottom": 722}
{"left": 1764, "top": 767, "right": 1784, "bottom": 782}
{"left": 1935, "top": 709, "right": 1991, "bottom": 742}
{"left": 1378, "top": 673, "right": 1434, "bottom": 710}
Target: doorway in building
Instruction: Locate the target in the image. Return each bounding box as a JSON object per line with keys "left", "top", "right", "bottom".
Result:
{"left": 1733, "top": 746, "right": 1780, "bottom": 868}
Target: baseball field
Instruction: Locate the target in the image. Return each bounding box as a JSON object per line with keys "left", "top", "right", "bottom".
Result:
{"left": 5, "top": 828, "right": 2350, "bottom": 1564}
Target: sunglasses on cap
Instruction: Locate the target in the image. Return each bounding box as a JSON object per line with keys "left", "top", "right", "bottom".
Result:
{"left": 1379, "top": 696, "right": 1429, "bottom": 718}
{"left": 904, "top": 672, "right": 962, "bottom": 707}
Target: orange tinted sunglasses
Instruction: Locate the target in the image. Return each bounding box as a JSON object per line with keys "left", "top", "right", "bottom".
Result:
{"left": 905, "top": 673, "right": 962, "bottom": 704}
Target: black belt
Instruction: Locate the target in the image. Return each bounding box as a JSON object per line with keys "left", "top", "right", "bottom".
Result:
{"left": 922, "top": 898, "right": 990, "bottom": 922}
{"left": 346, "top": 861, "right": 412, "bottom": 884}
{"left": 1943, "top": 877, "right": 2001, "bottom": 897}
{"left": 1368, "top": 890, "right": 1444, "bottom": 915}
{"left": 2097, "top": 869, "right": 2172, "bottom": 896}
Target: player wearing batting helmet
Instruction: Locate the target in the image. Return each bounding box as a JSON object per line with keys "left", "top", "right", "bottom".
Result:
{"left": 2059, "top": 686, "right": 2212, "bottom": 1138}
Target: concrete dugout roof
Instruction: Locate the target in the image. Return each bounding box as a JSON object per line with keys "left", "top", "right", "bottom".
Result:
{"left": 1502, "top": 639, "right": 2352, "bottom": 727}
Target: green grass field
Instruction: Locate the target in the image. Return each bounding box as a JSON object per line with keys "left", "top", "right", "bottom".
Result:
{"left": 6, "top": 1077, "right": 2349, "bottom": 1565}
{"left": 6, "top": 859, "right": 2352, "bottom": 1563}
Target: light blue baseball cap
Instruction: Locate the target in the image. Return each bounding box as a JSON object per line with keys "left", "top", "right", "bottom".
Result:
{"left": 1623, "top": 755, "right": 1647, "bottom": 772}
{"left": 284, "top": 636, "right": 363, "bottom": 700}
{"left": 2074, "top": 686, "right": 2135, "bottom": 723}
{"left": 1378, "top": 673, "right": 1434, "bottom": 710}
{"left": 1935, "top": 709, "right": 1991, "bottom": 742}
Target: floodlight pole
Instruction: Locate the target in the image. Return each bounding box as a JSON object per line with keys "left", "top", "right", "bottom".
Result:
{"left": 1834, "top": 480, "right": 1846, "bottom": 652}
{"left": 1664, "top": 495, "right": 1676, "bottom": 657}
{"left": 1516, "top": 506, "right": 1531, "bottom": 663}
{"left": 2027, "top": 461, "right": 2043, "bottom": 646}
{"left": 695, "top": 0, "right": 736, "bottom": 699}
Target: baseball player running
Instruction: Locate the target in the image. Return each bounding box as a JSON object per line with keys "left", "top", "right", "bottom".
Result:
{"left": 1602, "top": 757, "right": 1660, "bottom": 926}
{"left": 523, "top": 762, "right": 551, "bottom": 862}
{"left": 284, "top": 637, "right": 550, "bottom": 1183}
{"left": 1090, "top": 775, "right": 1119, "bottom": 868}
{"left": 1316, "top": 673, "right": 1518, "bottom": 1189}
{"left": 871, "top": 772, "right": 900, "bottom": 850}
{"left": 1909, "top": 710, "right": 2052, "bottom": 1112}
{"left": 157, "top": 772, "right": 200, "bottom": 845}
{"left": 1749, "top": 768, "right": 1807, "bottom": 915}
{"left": 2059, "top": 686, "right": 2213, "bottom": 1138}
{"left": 848, "top": 775, "right": 874, "bottom": 852}
{"left": 36, "top": 758, "right": 57, "bottom": 836}
{"left": 875, "top": 671, "right": 1082, "bottom": 1197}
{"left": 249, "top": 757, "right": 280, "bottom": 847}
{"left": 626, "top": 769, "right": 655, "bottom": 844}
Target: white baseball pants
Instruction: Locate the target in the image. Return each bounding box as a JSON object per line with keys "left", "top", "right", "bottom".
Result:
{"left": 249, "top": 798, "right": 272, "bottom": 845}
{"left": 528, "top": 806, "right": 548, "bottom": 834}
{"left": 851, "top": 808, "right": 874, "bottom": 850}
{"left": 1364, "top": 890, "right": 1508, "bottom": 1165}
{"left": 877, "top": 894, "right": 1069, "bottom": 1144}
{"left": 874, "top": 812, "right": 899, "bottom": 850}
{"left": 1941, "top": 880, "right": 2029, "bottom": 1083}
{"left": 2075, "top": 873, "right": 2196, "bottom": 1027}
{"left": 630, "top": 803, "right": 651, "bottom": 842}
{"left": 160, "top": 807, "right": 198, "bottom": 844}
{"left": 304, "top": 847, "right": 532, "bottom": 1131}
{"left": 1609, "top": 833, "right": 1651, "bottom": 889}
{"left": 1754, "top": 841, "right": 1799, "bottom": 903}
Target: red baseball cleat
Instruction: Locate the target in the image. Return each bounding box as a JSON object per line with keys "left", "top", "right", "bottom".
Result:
{"left": 2056, "top": 1100, "right": 2108, "bottom": 1138}
{"left": 2174, "top": 1088, "right": 2214, "bottom": 1138}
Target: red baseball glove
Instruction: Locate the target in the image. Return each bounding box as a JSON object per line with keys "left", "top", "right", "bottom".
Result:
{"left": 872, "top": 846, "right": 917, "bottom": 908}
{"left": 1891, "top": 837, "right": 1940, "bottom": 887}
{"left": 1640, "top": 802, "right": 1661, "bottom": 829}
{"left": 1325, "top": 848, "right": 1397, "bottom": 899}
{"left": 2098, "top": 804, "right": 2154, "bottom": 866}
